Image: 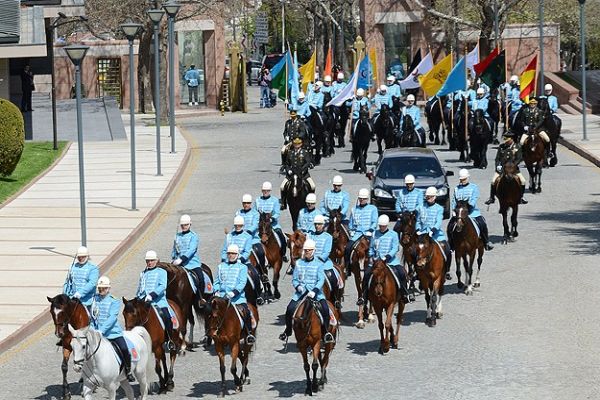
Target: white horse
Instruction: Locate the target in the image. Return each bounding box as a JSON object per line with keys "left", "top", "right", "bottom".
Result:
{"left": 68, "top": 324, "right": 153, "bottom": 400}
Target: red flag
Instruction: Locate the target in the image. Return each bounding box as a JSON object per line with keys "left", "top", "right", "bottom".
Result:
{"left": 473, "top": 47, "right": 500, "bottom": 76}
{"left": 519, "top": 55, "right": 538, "bottom": 100}
{"left": 324, "top": 46, "right": 332, "bottom": 78}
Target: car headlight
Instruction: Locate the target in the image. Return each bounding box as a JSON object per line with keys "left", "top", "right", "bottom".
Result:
{"left": 437, "top": 187, "right": 448, "bottom": 196}
{"left": 374, "top": 188, "right": 393, "bottom": 199}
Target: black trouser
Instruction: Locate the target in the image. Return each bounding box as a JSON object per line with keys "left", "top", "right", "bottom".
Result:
{"left": 274, "top": 228, "right": 287, "bottom": 258}
{"left": 188, "top": 267, "right": 205, "bottom": 300}
{"left": 158, "top": 307, "right": 173, "bottom": 342}
{"left": 246, "top": 263, "right": 263, "bottom": 298}
{"left": 284, "top": 298, "right": 329, "bottom": 335}
{"left": 110, "top": 336, "right": 132, "bottom": 373}
{"left": 239, "top": 303, "right": 253, "bottom": 335}
{"left": 188, "top": 86, "right": 198, "bottom": 103}
{"left": 21, "top": 90, "right": 32, "bottom": 111}
{"left": 324, "top": 269, "right": 340, "bottom": 305}
{"left": 344, "top": 239, "right": 356, "bottom": 273}
{"left": 252, "top": 243, "right": 266, "bottom": 269}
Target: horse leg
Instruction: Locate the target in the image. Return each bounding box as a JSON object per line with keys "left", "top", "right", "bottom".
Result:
{"left": 384, "top": 302, "right": 394, "bottom": 353}
{"left": 166, "top": 349, "right": 177, "bottom": 390}
{"left": 536, "top": 163, "right": 543, "bottom": 193}
{"left": 318, "top": 348, "right": 329, "bottom": 388}
{"left": 311, "top": 342, "right": 320, "bottom": 393}
{"left": 120, "top": 380, "right": 134, "bottom": 400}
{"left": 473, "top": 248, "right": 483, "bottom": 289}
{"left": 153, "top": 350, "right": 166, "bottom": 393}
{"left": 435, "top": 285, "right": 444, "bottom": 319}
{"left": 61, "top": 349, "right": 71, "bottom": 400}
{"left": 375, "top": 307, "right": 385, "bottom": 354}
{"left": 394, "top": 299, "right": 405, "bottom": 348}
{"left": 502, "top": 209, "right": 510, "bottom": 245}
{"left": 230, "top": 342, "right": 242, "bottom": 393}
{"left": 301, "top": 346, "right": 312, "bottom": 396}
{"left": 160, "top": 351, "right": 170, "bottom": 393}
{"left": 511, "top": 205, "right": 519, "bottom": 238}
{"left": 81, "top": 380, "right": 95, "bottom": 400}
{"left": 429, "top": 290, "right": 438, "bottom": 327}
{"left": 272, "top": 260, "right": 282, "bottom": 299}
{"left": 550, "top": 139, "right": 558, "bottom": 167}
{"left": 216, "top": 343, "right": 227, "bottom": 398}
{"left": 455, "top": 253, "right": 464, "bottom": 289}
{"left": 377, "top": 136, "right": 383, "bottom": 155}
{"left": 465, "top": 252, "right": 475, "bottom": 296}
{"left": 526, "top": 164, "right": 535, "bottom": 193}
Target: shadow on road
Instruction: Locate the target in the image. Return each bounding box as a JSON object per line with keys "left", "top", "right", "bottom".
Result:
{"left": 268, "top": 379, "right": 308, "bottom": 397}
{"left": 345, "top": 339, "right": 380, "bottom": 356}
{"left": 188, "top": 380, "right": 227, "bottom": 398}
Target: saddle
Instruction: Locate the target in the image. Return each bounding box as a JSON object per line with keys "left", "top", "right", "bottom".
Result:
{"left": 152, "top": 305, "right": 180, "bottom": 331}
{"left": 367, "top": 263, "right": 402, "bottom": 290}
{"left": 295, "top": 298, "right": 337, "bottom": 329}
{"left": 110, "top": 337, "right": 140, "bottom": 368}
{"left": 233, "top": 304, "right": 257, "bottom": 330}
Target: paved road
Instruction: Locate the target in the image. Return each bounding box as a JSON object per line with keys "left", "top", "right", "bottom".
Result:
{"left": 2, "top": 107, "right": 600, "bottom": 400}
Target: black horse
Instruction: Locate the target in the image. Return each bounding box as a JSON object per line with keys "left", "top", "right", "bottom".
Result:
{"left": 536, "top": 97, "right": 562, "bottom": 167}
{"left": 398, "top": 114, "right": 423, "bottom": 148}
{"left": 425, "top": 96, "right": 448, "bottom": 145}
{"left": 352, "top": 105, "right": 373, "bottom": 173}
{"left": 309, "top": 106, "right": 327, "bottom": 166}
{"left": 487, "top": 90, "right": 502, "bottom": 144}
{"left": 283, "top": 169, "right": 315, "bottom": 231}
{"left": 468, "top": 109, "right": 491, "bottom": 169}
{"left": 391, "top": 96, "right": 405, "bottom": 128}
{"left": 373, "top": 103, "right": 396, "bottom": 155}
{"left": 322, "top": 92, "right": 337, "bottom": 157}
{"left": 452, "top": 98, "right": 470, "bottom": 162}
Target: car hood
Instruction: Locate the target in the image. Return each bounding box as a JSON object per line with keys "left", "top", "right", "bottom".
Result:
{"left": 375, "top": 177, "right": 446, "bottom": 190}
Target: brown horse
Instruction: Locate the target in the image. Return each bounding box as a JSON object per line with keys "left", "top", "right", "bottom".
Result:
{"left": 47, "top": 294, "right": 90, "bottom": 400}
{"left": 448, "top": 200, "right": 484, "bottom": 296}
{"left": 293, "top": 298, "right": 339, "bottom": 396}
{"left": 368, "top": 259, "right": 405, "bottom": 353}
{"left": 394, "top": 210, "right": 420, "bottom": 296}
{"left": 207, "top": 296, "right": 259, "bottom": 398}
{"left": 158, "top": 262, "right": 213, "bottom": 348}
{"left": 495, "top": 161, "right": 521, "bottom": 244}
{"left": 522, "top": 132, "right": 546, "bottom": 193}
{"left": 326, "top": 207, "right": 349, "bottom": 268}
{"left": 349, "top": 236, "right": 372, "bottom": 328}
{"left": 122, "top": 297, "right": 186, "bottom": 393}
{"left": 414, "top": 234, "right": 447, "bottom": 327}
{"left": 258, "top": 212, "right": 284, "bottom": 299}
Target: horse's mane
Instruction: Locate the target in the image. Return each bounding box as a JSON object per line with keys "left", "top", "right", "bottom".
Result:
{"left": 50, "top": 293, "right": 72, "bottom": 306}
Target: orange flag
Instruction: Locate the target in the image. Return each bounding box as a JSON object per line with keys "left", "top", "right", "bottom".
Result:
{"left": 519, "top": 55, "right": 537, "bottom": 100}
{"left": 324, "top": 45, "right": 332, "bottom": 78}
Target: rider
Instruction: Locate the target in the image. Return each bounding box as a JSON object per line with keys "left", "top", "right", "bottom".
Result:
{"left": 417, "top": 187, "right": 453, "bottom": 271}
{"left": 471, "top": 87, "right": 493, "bottom": 129}
{"left": 236, "top": 194, "right": 267, "bottom": 275}
{"left": 344, "top": 188, "right": 379, "bottom": 277}
{"left": 394, "top": 174, "right": 424, "bottom": 231}
{"left": 278, "top": 239, "right": 335, "bottom": 344}
{"left": 521, "top": 97, "right": 552, "bottom": 160}
{"left": 295, "top": 92, "right": 312, "bottom": 121}
{"left": 448, "top": 169, "right": 494, "bottom": 251}
{"left": 257, "top": 181, "right": 288, "bottom": 262}
{"left": 280, "top": 137, "right": 316, "bottom": 211}
{"left": 171, "top": 214, "right": 205, "bottom": 303}
{"left": 91, "top": 276, "right": 135, "bottom": 382}
{"left": 321, "top": 75, "right": 333, "bottom": 95}
{"left": 319, "top": 175, "right": 350, "bottom": 225}
{"left": 350, "top": 88, "right": 370, "bottom": 141}
{"left": 507, "top": 75, "right": 523, "bottom": 119}
{"left": 281, "top": 109, "right": 310, "bottom": 166}
{"left": 386, "top": 75, "right": 402, "bottom": 102}
{"left": 402, "top": 94, "right": 425, "bottom": 145}
{"left": 541, "top": 83, "right": 559, "bottom": 114}
{"left": 484, "top": 131, "right": 529, "bottom": 205}
{"left": 63, "top": 246, "right": 100, "bottom": 313}
{"left": 309, "top": 215, "right": 342, "bottom": 309}
{"left": 136, "top": 250, "right": 175, "bottom": 351}
{"left": 213, "top": 244, "right": 256, "bottom": 345}
{"left": 307, "top": 81, "right": 325, "bottom": 112}
{"left": 372, "top": 85, "right": 392, "bottom": 125}
{"left": 332, "top": 72, "right": 347, "bottom": 97}
{"left": 298, "top": 193, "right": 322, "bottom": 234}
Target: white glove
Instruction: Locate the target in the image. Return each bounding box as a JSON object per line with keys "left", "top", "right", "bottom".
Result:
{"left": 496, "top": 165, "right": 502, "bottom": 173}
{"left": 307, "top": 291, "right": 316, "bottom": 299}
{"left": 172, "top": 258, "right": 182, "bottom": 266}
{"left": 524, "top": 126, "right": 529, "bottom": 132}
{"left": 226, "top": 291, "right": 235, "bottom": 299}
{"left": 144, "top": 294, "right": 153, "bottom": 302}
{"left": 296, "top": 285, "right": 305, "bottom": 294}
{"left": 452, "top": 211, "right": 456, "bottom": 217}
{"left": 365, "top": 232, "right": 372, "bottom": 237}
{"left": 73, "top": 292, "right": 81, "bottom": 299}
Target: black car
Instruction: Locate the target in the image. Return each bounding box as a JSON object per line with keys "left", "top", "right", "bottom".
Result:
{"left": 367, "top": 147, "right": 454, "bottom": 219}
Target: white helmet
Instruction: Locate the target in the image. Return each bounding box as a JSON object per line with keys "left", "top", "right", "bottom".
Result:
{"left": 379, "top": 84, "right": 387, "bottom": 92}
{"left": 459, "top": 168, "right": 470, "bottom": 180}
{"left": 332, "top": 175, "right": 343, "bottom": 185}
{"left": 510, "top": 75, "right": 518, "bottom": 82}
{"left": 226, "top": 244, "right": 239, "bottom": 254}
{"left": 313, "top": 215, "right": 326, "bottom": 225}
{"left": 298, "top": 91, "right": 306, "bottom": 99}
{"left": 324, "top": 75, "right": 332, "bottom": 82}
{"left": 378, "top": 214, "right": 390, "bottom": 226}
{"left": 406, "top": 94, "right": 415, "bottom": 102}
{"left": 467, "top": 79, "right": 471, "bottom": 87}
{"left": 314, "top": 72, "right": 319, "bottom": 80}
{"left": 145, "top": 250, "right": 158, "bottom": 260}
{"left": 425, "top": 186, "right": 438, "bottom": 197}
{"left": 476, "top": 87, "right": 485, "bottom": 95}
{"left": 305, "top": 193, "right": 317, "bottom": 203}
{"left": 76, "top": 246, "right": 89, "bottom": 257}
{"left": 356, "top": 88, "right": 365, "bottom": 97}
{"left": 242, "top": 194, "right": 252, "bottom": 203}
{"left": 303, "top": 239, "right": 316, "bottom": 250}
{"left": 358, "top": 188, "right": 370, "bottom": 199}
{"left": 337, "top": 72, "right": 344, "bottom": 80}
{"left": 315, "top": 81, "right": 323, "bottom": 88}
{"left": 387, "top": 75, "right": 395, "bottom": 82}
{"left": 262, "top": 181, "right": 272, "bottom": 191}
{"left": 179, "top": 214, "right": 191, "bottom": 225}
{"left": 404, "top": 174, "right": 415, "bottom": 184}
{"left": 233, "top": 216, "right": 245, "bottom": 226}
{"left": 544, "top": 83, "right": 553, "bottom": 93}
{"left": 97, "top": 276, "right": 111, "bottom": 288}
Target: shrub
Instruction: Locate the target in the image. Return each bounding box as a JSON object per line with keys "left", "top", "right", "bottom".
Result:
{"left": 0, "top": 99, "right": 25, "bottom": 177}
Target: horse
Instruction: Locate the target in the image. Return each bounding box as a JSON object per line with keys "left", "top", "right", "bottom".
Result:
{"left": 537, "top": 97, "right": 562, "bottom": 167}
{"left": 447, "top": 200, "right": 484, "bottom": 295}
{"left": 398, "top": 114, "right": 422, "bottom": 148}
{"left": 348, "top": 236, "right": 372, "bottom": 328}
{"left": 258, "top": 212, "right": 285, "bottom": 299}
{"left": 351, "top": 105, "right": 373, "bottom": 173}
{"left": 322, "top": 92, "right": 337, "bottom": 157}
{"left": 282, "top": 171, "right": 314, "bottom": 232}
{"left": 158, "top": 262, "right": 213, "bottom": 348}
{"left": 327, "top": 207, "right": 349, "bottom": 269}
{"left": 47, "top": 294, "right": 90, "bottom": 400}
{"left": 391, "top": 95, "right": 405, "bottom": 125}
{"left": 373, "top": 103, "right": 396, "bottom": 155}
{"left": 495, "top": 161, "right": 521, "bottom": 244}
{"left": 522, "top": 131, "right": 546, "bottom": 194}
{"left": 424, "top": 96, "right": 448, "bottom": 145}
{"left": 468, "top": 109, "right": 491, "bottom": 169}
{"left": 122, "top": 297, "right": 186, "bottom": 393}
{"left": 394, "top": 210, "right": 419, "bottom": 299}
{"left": 67, "top": 324, "right": 153, "bottom": 400}
{"left": 293, "top": 298, "right": 339, "bottom": 396}
{"left": 414, "top": 234, "right": 447, "bottom": 327}
{"left": 452, "top": 98, "right": 470, "bottom": 162}
{"left": 309, "top": 106, "right": 326, "bottom": 165}
{"left": 207, "top": 296, "right": 258, "bottom": 398}
{"left": 487, "top": 90, "right": 502, "bottom": 144}
{"left": 335, "top": 103, "right": 350, "bottom": 148}
{"left": 368, "top": 259, "right": 405, "bottom": 353}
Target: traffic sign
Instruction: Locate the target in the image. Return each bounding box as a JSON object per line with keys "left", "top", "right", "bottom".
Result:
{"left": 255, "top": 11, "right": 269, "bottom": 44}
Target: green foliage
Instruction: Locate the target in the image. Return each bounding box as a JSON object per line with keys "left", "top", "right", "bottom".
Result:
{"left": 0, "top": 99, "right": 25, "bottom": 177}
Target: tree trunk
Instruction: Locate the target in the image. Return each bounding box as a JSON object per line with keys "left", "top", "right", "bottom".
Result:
{"left": 478, "top": 1, "right": 495, "bottom": 57}
{"left": 138, "top": 26, "right": 153, "bottom": 114}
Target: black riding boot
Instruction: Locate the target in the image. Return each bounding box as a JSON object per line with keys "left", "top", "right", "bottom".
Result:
{"left": 279, "top": 300, "right": 296, "bottom": 341}
{"left": 344, "top": 240, "right": 354, "bottom": 277}
{"left": 358, "top": 266, "right": 372, "bottom": 306}
{"left": 520, "top": 185, "right": 528, "bottom": 204}
{"left": 275, "top": 228, "right": 288, "bottom": 262}
{"left": 161, "top": 308, "right": 176, "bottom": 351}
{"left": 280, "top": 189, "right": 287, "bottom": 210}
{"left": 242, "top": 305, "right": 256, "bottom": 345}
{"left": 477, "top": 218, "right": 494, "bottom": 251}
{"left": 319, "top": 299, "right": 335, "bottom": 343}
{"left": 191, "top": 268, "right": 205, "bottom": 304}
{"left": 113, "top": 337, "right": 135, "bottom": 382}
{"left": 484, "top": 183, "right": 496, "bottom": 205}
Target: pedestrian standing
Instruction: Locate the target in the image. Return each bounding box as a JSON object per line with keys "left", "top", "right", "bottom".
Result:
{"left": 259, "top": 67, "right": 272, "bottom": 108}
{"left": 20, "top": 64, "right": 34, "bottom": 112}
{"left": 184, "top": 64, "right": 200, "bottom": 106}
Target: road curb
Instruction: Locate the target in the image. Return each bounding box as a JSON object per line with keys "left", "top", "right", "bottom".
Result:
{"left": 0, "top": 137, "right": 192, "bottom": 357}
{"left": 559, "top": 137, "right": 600, "bottom": 168}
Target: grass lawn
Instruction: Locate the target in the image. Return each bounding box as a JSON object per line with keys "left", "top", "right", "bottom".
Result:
{"left": 0, "top": 141, "right": 68, "bottom": 205}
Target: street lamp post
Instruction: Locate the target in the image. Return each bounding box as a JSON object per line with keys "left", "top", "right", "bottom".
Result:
{"left": 494, "top": 0, "right": 499, "bottom": 49}
{"left": 280, "top": 0, "right": 285, "bottom": 53}
{"left": 120, "top": 22, "right": 143, "bottom": 211}
{"left": 64, "top": 44, "right": 90, "bottom": 246}
{"left": 579, "top": 0, "right": 588, "bottom": 141}
{"left": 539, "top": 0, "right": 545, "bottom": 90}
{"left": 163, "top": 1, "right": 180, "bottom": 154}
{"left": 148, "top": 9, "right": 165, "bottom": 176}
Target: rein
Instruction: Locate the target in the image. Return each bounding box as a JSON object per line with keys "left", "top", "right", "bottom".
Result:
{"left": 72, "top": 333, "right": 102, "bottom": 365}
{"left": 212, "top": 298, "right": 232, "bottom": 336}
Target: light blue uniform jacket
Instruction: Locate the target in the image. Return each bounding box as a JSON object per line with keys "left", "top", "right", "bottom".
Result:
{"left": 292, "top": 258, "right": 325, "bottom": 301}
{"left": 172, "top": 230, "right": 201, "bottom": 269}
{"left": 136, "top": 267, "right": 169, "bottom": 308}
{"left": 349, "top": 204, "right": 378, "bottom": 241}
{"left": 91, "top": 294, "right": 123, "bottom": 339}
{"left": 213, "top": 261, "right": 248, "bottom": 305}
{"left": 451, "top": 183, "right": 481, "bottom": 218}
{"left": 63, "top": 261, "right": 100, "bottom": 306}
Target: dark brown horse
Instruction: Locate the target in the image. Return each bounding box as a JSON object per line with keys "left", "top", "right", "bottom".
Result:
{"left": 495, "top": 161, "right": 521, "bottom": 244}
{"left": 326, "top": 207, "right": 349, "bottom": 268}
{"left": 349, "top": 236, "right": 372, "bottom": 328}
{"left": 414, "top": 234, "right": 447, "bottom": 326}
{"left": 47, "top": 294, "right": 90, "bottom": 400}
{"left": 368, "top": 260, "right": 405, "bottom": 353}
{"left": 522, "top": 132, "right": 546, "bottom": 193}
{"left": 207, "top": 296, "right": 259, "bottom": 398}
{"left": 394, "top": 210, "right": 420, "bottom": 297}
{"left": 122, "top": 297, "right": 186, "bottom": 393}
{"left": 258, "top": 212, "right": 284, "bottom": 299}
{"left": 158, "top": 262, "right": 213, "bottom": 348}
{"left": 293, "top": 298, "right": 339, "bottom": 396}
{"left": 447, "top": 201, "right": 484, "bottom": 296}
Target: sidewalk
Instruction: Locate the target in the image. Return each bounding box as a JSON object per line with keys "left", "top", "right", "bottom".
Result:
{"left": 557, "top": 112, "right": 600, "bottom": 168}
{"left": 0, "top": 117, "right": 188, "bottom": 353}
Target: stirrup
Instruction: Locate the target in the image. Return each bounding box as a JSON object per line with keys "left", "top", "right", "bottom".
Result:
{"left": 356, "top": 297, "right": 364, "bottom": 306}
{"left": 278, "top": 332, "right": 289, "bottom": 342}
{"left": 324, "top": 332, "right": 335, "bottom": 344}
{"left": 245, "top": 334, "right": 256, "bottom": 345}
{"left": 257, "top": 296, "right": 265, "bottom": 306}
{"left": 286, "top": 265, "right": 294, "bottom": 275}
{"left": 126, "top": 371, "right": 135, "bottom": 382}
{"left": 484, "top": 197, "right": 495, "bottom": 205}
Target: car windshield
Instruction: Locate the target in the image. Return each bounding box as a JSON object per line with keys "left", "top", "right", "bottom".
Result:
{"left": 376, "top": 156, "right": 443, "bottom": 180}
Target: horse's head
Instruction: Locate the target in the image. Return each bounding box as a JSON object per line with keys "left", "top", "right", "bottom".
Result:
{"left": 473, "top": 109, "right": 485, "bottom": 124}
{"left": 122, "top": 297, "right": 150, "bottom": 331}
{"left": 324, "top": 92, "right": 332, "bottom": 106}
{"left": 403, "top": 114, "right": 415, "bottom": 131}
{"left": 399, "top": 211, "right": 417, "bottom": 246}
{"left": 67, "top": 324, "right": 96, "bottom": 373}
{"left": 392, "top": 96, "right": 404, "bottom": 111}
{"left": 48, "top": 293, "right": 78, "bottom": 340}
{"left": 207, "top": 296, "right": 229, "bottom": 338}
{"left": 327, "top": 207, "right": 343, "bottom": 238}
{"left": 415, "top": 233, "right": 433, "bottom": 268}
{"left": 454, "top": 200, "right": 470, "bottom": 232}
{"left": 258, "top": 212, "right": 273, "bottom": 244}
{"left": 502, "top": 160, "right": 518, "bottom": 177}
{"left": 286, "top": 230, "right": 306, "bottom": 267}
{"left": 371, "top": 259, "right": 388, "bottom": 298}
{"left": 359, "top": 105, "right": 370, "bottom": 121}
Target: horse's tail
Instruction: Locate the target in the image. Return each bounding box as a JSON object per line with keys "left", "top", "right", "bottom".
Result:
{"left": 132, "top": 326, "right": 154, "bottom": 378}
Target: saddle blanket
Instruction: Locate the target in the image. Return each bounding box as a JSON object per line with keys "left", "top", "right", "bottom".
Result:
{"left": 186, "top": 270, "right": 213, "bottom": 295}
{"left": 152, "top": 305, "right": 180, "bottom": 331}
{"left": 324, "top": 268, "right": 344, "bottom": 291}
{"left": 295, "top": 298, "right": 338, "bottom": 327}
{"left": 251, "top": 246, "right": 267, "bottom": 268}
{"left": 435, "top": 240, "right": 447, "bottom": 262}
{"left": 113, "top": 336, "right": 140, "bottom": 365}
{"left": 367, "top": 264, "right": 402, "bottom": 290}
{"left": 233, "top": 304, "right": 257, "bottom": 330}
{"left": 468, "top": 216, "right": 481, "bottom": 238}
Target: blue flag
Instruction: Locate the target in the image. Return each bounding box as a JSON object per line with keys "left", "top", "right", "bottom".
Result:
{"left": 270, "top": 52, "right": 288, "bottom": 80}
{"left": 436, "top": 56, "right": 466, "bottom": 97}
{"left": 288, "top": 52, "right": 299, "bottom": 104}
{"left": 356, "top": 55, "right": 372, "bottom": 90}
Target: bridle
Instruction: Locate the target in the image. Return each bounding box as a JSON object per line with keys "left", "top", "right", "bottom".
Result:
{"left": 210, "top": 297, "right": 231, "bottom": 336}
{"left": 53, "top": 298, "right": 78, "bottom": 339}
{"left": 124, "top": 301, "right": 151, "bottom": 330}
{"left": 72, "top": 332, "right": 101, "bottom": 366}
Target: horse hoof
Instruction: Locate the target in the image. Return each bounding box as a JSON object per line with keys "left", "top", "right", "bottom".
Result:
{"left": 445, "top": 273, "right": 452, "bottom": 281}
{"left": 305, "top": 389, "right": 313, "bottom": 396}
{"left": 502, "top": 239, "right": 508, "bottom": 245}
{"left": 473, "top": 282, "right": 481, "bottom": 288}
{"left": 457, "top": 282, "right": 464, "bottom": 289}
{"left": 356, "top": 321, "right": 365, "bottom": 329}
{"left": 368, "top": 314, "right": 376, "bottom": 323}
{"left": 537, "top": 187, "right": 542, "bottom": 193}
{"left": 436, "top": 311, "right": 443, "bottom": 318}
{"left": 378, "top": 346, "right": 384, "bottom": 354}
{"left": 430, "top": 318, "right": 437, "bottom": 326}
{"left": 513, "top": 231, "right": 519, "bottom": 238}
{"left": 218, "top": 392, "right": 225, "bottom": 398}
{"left": 466, "top": 289, "right": 473, "bottom": 296}
{"left": 509, "top": 236, "right": 516, "bottom": 242}
{"left": 274, "top": 291, "right": 281, "bottom": 300}
{"left": 245, "top": 378, "right": 251, "bottom": 385}
{"left": 63, "top": 394, "right": 71, "bottom": 400}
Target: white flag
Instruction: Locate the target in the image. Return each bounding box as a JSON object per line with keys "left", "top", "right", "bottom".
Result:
{"left": 326, "top": 60, "right": 360, "bottom": 107}
{"left": 399, "top": 52, "right": 433, "bottom": 90}
{"left": 466, "top": 43, "right": 479, "bottom": 77}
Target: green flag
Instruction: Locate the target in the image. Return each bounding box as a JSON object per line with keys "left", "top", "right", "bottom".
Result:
{"left": 271, "top": 65, "right": 287, "bottom": 100}
{"left": 479, "top": 49, "right": 505, "bottom": 90}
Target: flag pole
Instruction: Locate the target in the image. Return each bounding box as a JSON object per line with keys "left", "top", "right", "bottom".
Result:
{"left": 346, "top": 50, "right": 363, "bottom": 139}
{"left": 284, "top": 47, "right": 289, "bottom": 117}
{"left": 438, "top": 49, "right": 452, "bottom": 135}
{"left": 464, "top": 48, "right": 469, "bottom": 145}
{"left": 504, "top": 48, "right": 510, "bottom": 132}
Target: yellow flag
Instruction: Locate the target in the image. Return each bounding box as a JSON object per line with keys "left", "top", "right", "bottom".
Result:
{"left": 419, "top": 53, "right": 453, "bottom": 97}
{"left": 298, "top": 50, "right": 316, "bottom": 93}
{"left": 369, "top": 48, "right": 378, "bottom": 86}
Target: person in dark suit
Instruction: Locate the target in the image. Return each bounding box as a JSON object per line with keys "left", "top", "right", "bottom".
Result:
{"left": 20, "top": 64, "right": 34, "bottom": 112}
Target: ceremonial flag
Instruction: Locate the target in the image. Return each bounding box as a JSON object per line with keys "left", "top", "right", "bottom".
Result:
{"left": 356, "top": 54, "right": 372, "bottom": 90}
{"left": 298, "top": 49, "right": 316, "bottom": 92}
{"left": 419, "top": 53, "right": 453, "bottom": 96}
{"left": 479, "top": 49, "right": 506, "bottom": 90}
{"left": 519, "top": 54, "right": 538, "bottom": 100}
{"left": 399, "top": 51, "right": 433, "bottom": 89}
{"left": 326, "top": 58, "right": 360, "bottom": 107}
{"left": 324, "top": 44, "right": 333, "bottom": 78}
{"left": 269, "top": 52, "right": 287, "bottom": 80}
{"left": 369, "top": 48, "right": 378, "bottom": 85}
{"left": 407, "top": 49, "right": 422, "bottom": 75}
{"left": 465, "top": 43, "right": 479, "bottom": 77}
{"left": 474, "top": 47, "right": 499, "bottom": 76}
{"left": 271, "top": 51, "right": 297, "bottom": 100}
{"left": 288, "top": 51, "right": 300, "bottom": 102}
{"left": 436, "top": 56, "right": 466, "bottom": 97}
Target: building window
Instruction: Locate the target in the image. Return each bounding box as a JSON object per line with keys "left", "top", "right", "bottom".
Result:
{"left": 178, "top": 30, "right": 205, "bottom": 104}
{"left": 383, "top": 23, "right": 410, "bottom": 80}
